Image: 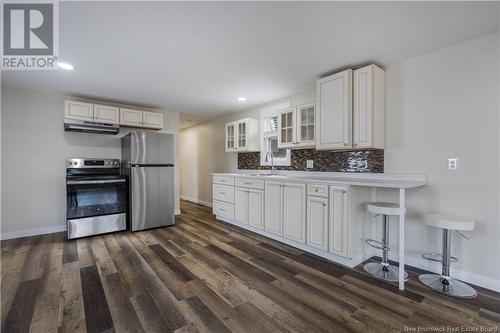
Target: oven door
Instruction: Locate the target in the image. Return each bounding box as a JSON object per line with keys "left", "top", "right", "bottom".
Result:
{"left": 66, "top": 178, "right": 127, "bottom": 239}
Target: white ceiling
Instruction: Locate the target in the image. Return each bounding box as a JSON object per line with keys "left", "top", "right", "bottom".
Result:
{"left": 2, "top": 2, "right": 499, "bottom": 129}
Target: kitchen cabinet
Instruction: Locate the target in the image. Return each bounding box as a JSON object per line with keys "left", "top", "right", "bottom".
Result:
{"left": 282, "top": 182, "right": 306, "bottom": 244}
{"left": 120, "top": 108, "right": 164, "bottom": 129}
{"left": 264, "top": 181, "right": 283, "bottom": 236}
{"left": 64, "top": 100, "right": 94, "bottom": 121}
{"left": 224, "top": 118, "right": 260, "bottom": 152}
{"left": 277, "top": 104, "right": 316, "bottom": 149}
{"left": 213, "top": 174, "right": 375, "bottom": 267}
{"left": 120, "top": 108, "right": 143, "bottom": 127}
{"left": 234, "top": 187, "right": 247, "bottom": 224}
{"left": 316, "top": 69, "right": 353, "bottom": 150}
{"left": 143, "top": 111, "right": 163, "bottom": 129}
{"left": 353, "top": 64, "right": 385, "bottom": 149}
{"left": 264, "top": 181, "right": 306, "bottom": 243}
{"left": 307, "top": 195, "right": 328, "bottom": 251}
{"left": 329, "top": 186, "right": 348, "bottom": 257}
{"left": 234, "top": 184, "right": 264, "bottom": 229}
{"left": 225, "top": 122, "right": 236, "bottom": 151}
{"left": 94, "top": 104, "right": 120, "bottom": 124}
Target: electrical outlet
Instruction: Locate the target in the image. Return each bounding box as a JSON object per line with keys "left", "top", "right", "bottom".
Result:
{"left": 306, "top": 160, "right": 314, "bottom": 169}
{"left": 448, "top": 158, "right": 458, "bottom": 171}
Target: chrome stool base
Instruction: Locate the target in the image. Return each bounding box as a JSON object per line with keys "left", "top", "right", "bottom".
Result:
{"left": 419, "top": 274, "right": 477, "bottom": 298}
{"left": 363, "top": 262, "right": 409, "bottom": 283}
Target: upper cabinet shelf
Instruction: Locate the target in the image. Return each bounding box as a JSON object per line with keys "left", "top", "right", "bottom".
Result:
{"left": 64, "top": 99, "right": 164, "bottom": 130}
{"left": 225, "top": 118, "right": 260, "bottom": 152}
{"left": 316, "top": 64, "right": 385, "bottom": 150}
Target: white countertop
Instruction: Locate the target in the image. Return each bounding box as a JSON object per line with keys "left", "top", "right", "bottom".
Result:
{"left": 212, "top": 171, "right": 427, "bottom": 189}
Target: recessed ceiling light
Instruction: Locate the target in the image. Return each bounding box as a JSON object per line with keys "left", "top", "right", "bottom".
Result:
{"left": 57, "top": 62, "right": 74, "bottom": 70}
{"left": 237, "top": 97, "right": 247, "bottom": 102}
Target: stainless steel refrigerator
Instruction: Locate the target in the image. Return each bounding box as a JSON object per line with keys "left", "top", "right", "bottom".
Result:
{"left": 121, "top": 131, "right": 175, "bottom": 231}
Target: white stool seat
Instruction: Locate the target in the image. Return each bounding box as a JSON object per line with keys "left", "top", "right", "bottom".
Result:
{"left": 425, "top": 214, "right": 475, "bottom": 231}
{"left": 367, "top": 202, "right": 406, "bottom": 216}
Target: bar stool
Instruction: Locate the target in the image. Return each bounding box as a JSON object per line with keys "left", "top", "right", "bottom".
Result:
{"left": 419, "top": 213, "right": 477, "bottom": 298}
{"left": 364, "top": 202, "right": 408, "bottom": 282}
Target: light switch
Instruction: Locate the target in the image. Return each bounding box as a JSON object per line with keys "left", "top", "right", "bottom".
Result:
{"left": 306, "top": 160, "right": 314, "bottom": 169}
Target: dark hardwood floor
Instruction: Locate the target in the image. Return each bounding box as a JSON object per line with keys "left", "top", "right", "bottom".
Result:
{"left": 2, "top": 200, "right": 499, "bottom": 333}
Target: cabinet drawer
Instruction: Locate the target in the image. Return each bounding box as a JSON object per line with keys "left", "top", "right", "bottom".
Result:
{"left": 235, "top": 179, "right": 264, "bottom": 189}
{"left": 213, "top": 176, "right": 234, "bottom": 186}
{"left": 213, "top": 184, "right": 234, "bottom": 204}
{"left": 307, "top": 184, "right": 329, "bottom": 197}
{"left": 213, "top": 201, "right": 234, "bottom": 220}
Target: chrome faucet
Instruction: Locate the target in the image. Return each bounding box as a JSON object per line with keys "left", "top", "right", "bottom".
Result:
{"left": 265, "top": 151, "right": 277, "bottom": 175}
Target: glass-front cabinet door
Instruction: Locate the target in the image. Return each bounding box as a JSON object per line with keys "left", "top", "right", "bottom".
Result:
{"left": 297, "top": 103, "right": 315, "bottom": 147}
{"left": 237, "top": 120, "right": 247, "bottom": 150}
{"left": 278, "top": 108, "right": 296, "bottom": 148}
{"left": 225, "top": 122, "right": 236, "bottom": 151}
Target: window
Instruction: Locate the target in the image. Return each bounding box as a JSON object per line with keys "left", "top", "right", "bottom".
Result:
{"left": 260, "top": 102, "right": 291, "bottom": 166}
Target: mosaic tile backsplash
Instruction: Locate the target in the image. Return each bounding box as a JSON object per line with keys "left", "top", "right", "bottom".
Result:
{"left": 238, "top": 149, "right": 384, "bottom": 173}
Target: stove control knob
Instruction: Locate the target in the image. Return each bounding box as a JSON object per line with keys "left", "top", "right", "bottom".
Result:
{"left": 66, "top": 161, "right": 72, "bottom": 166}
{"left": 73, "top": 161, "right": 77, "bottom": 165}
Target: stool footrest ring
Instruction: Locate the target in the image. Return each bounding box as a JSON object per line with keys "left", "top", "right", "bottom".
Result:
{"left": 365, "top": 239, "right": 389, "bottom": 251}
{"left": 422, "top": 252, "right": 458, "bottom": 263}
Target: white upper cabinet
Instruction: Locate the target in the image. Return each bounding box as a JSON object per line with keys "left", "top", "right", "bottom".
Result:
{"left": 93, "top": 104, "right": 120, "bottom": 124}
{"left": 224, "top": 118, "right": 260, "bottom": 152}
{"left": 353, "top": 64, "right": 385, "bottom": 149}
{"left": 64, "top": 100, "right": 94, "bottom": 121}
{"left": 278, "top": 108, "right": 296, "bottom": 148}
{"left": 316, "top": 69, "right": 353, "bottom": 150}
{"left": 225, "top": 122, "right": 236, "bottom": 151}
{"left": 296, "top": 103, "right": 316, "bottom": 146}
{"left": 120, "top": 108, "right": 143, "bottom": 127}
{"left": 143, "top": 111, "right": 163, "bottom": 129}
{"left": 277, "top": 104, "right": 316, "bottom": 149}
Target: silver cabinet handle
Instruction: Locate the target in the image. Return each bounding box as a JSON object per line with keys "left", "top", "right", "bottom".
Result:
{"left": 343, "top": 143, "right": 348, "bottom": 146}
{"left": 323, "top": 203, "right": 327, "bottom": 207}
{"left": 219, "top": 208, "right": 226, "bottom": 211}
{"left": 353, "top": 143, "right": 358, "bottom": 147}
{"left": 245, "top": 182, "right": 252, "bottom": 185}
{"left": 219, "top": 192, "right": 226, "bottom": 195}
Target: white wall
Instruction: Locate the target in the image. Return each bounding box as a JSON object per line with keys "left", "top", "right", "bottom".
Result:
{"left": 180, "top": 32, "right": 500, "bottom": 289}
{"left": 1, "top": 86, "right": 180, "bottom": 238}
{"left": 379, "top": 32, "right": 500, "bottom": 289}
{"left": 180, "top": 89, "right": 315, "bottom": 205}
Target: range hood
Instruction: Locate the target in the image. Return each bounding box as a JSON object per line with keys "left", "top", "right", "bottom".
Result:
{"left": 64, "top": 119, "right": 120, "bottom": 135}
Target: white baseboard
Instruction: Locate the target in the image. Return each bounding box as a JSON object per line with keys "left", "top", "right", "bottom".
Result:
{"left": 181, "top": 194, "right": 212, "bottom": 208}
{"left": 388, "top": 251, "right": 500, "bottom": 292}
{"left": 1, "top": 224, "right": 67, "bottom": 240}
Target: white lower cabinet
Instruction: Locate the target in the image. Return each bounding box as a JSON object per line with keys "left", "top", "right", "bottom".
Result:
{"left": 329, "top": 186, "right": 349, "bottom": 258}
{"left": 234, "top": 186, "right": 264, "bottom": 229}
{"left": 264, "top": 181, "right": 306, "bottom": 244}
{"left": 264, "top": 181, "right": 283, "bottom": 236}
{"left": 248, "top": 189, "right": 264, "bottom": 229}
{"left": 213, "top": 175, "right": 365, "bottom": 266}
{"left": 234, "top": 187, "right": 247, "bottom": 224}
{"left": 307, "top": 196, "right": 329, "bottom": 251}
{"left": 282, "top": 182, "right": 306, "bottom": 244}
